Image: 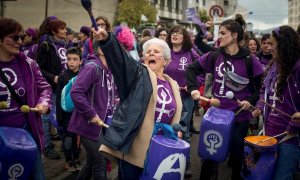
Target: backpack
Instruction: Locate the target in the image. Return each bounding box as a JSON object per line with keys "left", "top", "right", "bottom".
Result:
{"left": 60, "top": 61, "right": 99, "bottom": 112}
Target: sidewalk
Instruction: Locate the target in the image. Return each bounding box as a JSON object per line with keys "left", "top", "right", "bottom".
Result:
{"left": 44, "top": 140, "right": 118, "bottom": 180}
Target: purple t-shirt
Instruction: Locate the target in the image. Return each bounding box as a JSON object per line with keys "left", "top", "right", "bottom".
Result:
{"left": 165, "top": 49, "right": 200, "bottom": 97}
{"left": 258, "top": 62, "right": 300, "bottom": 145}
{"left": 199, "top": 52, "right": 264, "bottom": 121}
{"left": 154, "top": 78, "right": 177, "bottom": 124}
{"left": 0, "top": 58, "right": 27, "bottom": 127}
{"left": 54, "top": 42, "right": 67, "bottom": 71}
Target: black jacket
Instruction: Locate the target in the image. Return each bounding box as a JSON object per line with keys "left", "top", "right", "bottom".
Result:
{"left": 56, "top": 69, "right": 78, "bottom": 130}
{"left": 36, "top": 36, "right": 66, "bottom": 92}
{"left": 98, "top": 33, "right": 153, "bottom": 153}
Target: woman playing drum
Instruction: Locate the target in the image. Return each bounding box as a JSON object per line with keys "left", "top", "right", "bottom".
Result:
{"left": 252, "top": 25, "right": 300, "bottom": 180}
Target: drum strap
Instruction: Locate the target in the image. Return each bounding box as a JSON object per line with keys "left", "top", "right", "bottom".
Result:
{"left": 0, "top": 68, "right": 24, "bottom": 107}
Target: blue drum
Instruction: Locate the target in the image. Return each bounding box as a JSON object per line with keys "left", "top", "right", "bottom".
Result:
{"left": 140, "top": 135, "right": 190, "bottom": 180}
{"left": 198, "top": 107, "right": 235, "bottom": 162}
{"left": 242, "top": 135, "right": 277, "bottom": 180}
{"left": 0, "top": 127, "right": 37, "bottom": 180}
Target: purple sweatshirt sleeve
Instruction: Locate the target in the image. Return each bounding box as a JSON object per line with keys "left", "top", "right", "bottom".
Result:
{"left": 70, "top": 64, "right": 98, "bottom": 121}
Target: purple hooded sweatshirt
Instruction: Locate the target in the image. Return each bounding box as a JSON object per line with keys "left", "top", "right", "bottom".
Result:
{"left": 68, "top": 55, "right": 114, "bottom": 141}
{"left": 198, "top": 49, "right": 264, "bottom": 122}
{"left": 0, "top": 53, "right": 52, "bottom": 150}
{"left": 256, "top": 61, "right": 300, "bottom": 145}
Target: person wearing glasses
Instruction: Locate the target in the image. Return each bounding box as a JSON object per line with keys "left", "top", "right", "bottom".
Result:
{"left": 155, "top": 27, "right": 169, "bottom": 42}
{"left": 0, "top": 17, "right": 52, "bottom": 179}
{"left": 82, "top": 16, "right": 111, "bottom": 60}
{"left": 164, "top": 25, "right": 201, "bottom": 177}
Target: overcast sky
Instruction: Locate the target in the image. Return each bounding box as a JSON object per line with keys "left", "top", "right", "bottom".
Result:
{"left": 238, "top": 0, "right": 288, "bottom": 30}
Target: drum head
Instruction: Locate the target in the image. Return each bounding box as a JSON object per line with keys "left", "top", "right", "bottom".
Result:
{"left": 245, "top": 136, "right": 277, "bottom": 147}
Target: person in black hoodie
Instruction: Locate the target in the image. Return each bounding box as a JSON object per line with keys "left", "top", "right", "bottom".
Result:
{"left": 186, "top": 15, "right": 264, "bottom": 180}
{"left": 36, "top": 18, "right": 68, "bottom": 159}
{"left": 56, "top": 47, "right": 82, "bottom": 171}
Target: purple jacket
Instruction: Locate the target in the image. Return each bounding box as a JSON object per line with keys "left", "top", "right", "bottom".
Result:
{"left": 1, "top": 53, "right": 52, "bottom": 150}
{"left": 256, "top": 61, "right": 300, "bottom": 144}
{"left": 68, "top": 55, "right": 113, "bottom": 141}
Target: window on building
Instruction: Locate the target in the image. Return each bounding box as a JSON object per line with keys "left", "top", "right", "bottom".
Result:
{"left": 176, "top": 0, "right": 179, "bottom": 13}
{"left": 203, "top": 0, "right": 206, "bottom": 6}
{"left": 168, "top": 0, "right": 172, "bottom": 12}
{"left": 160, "top": 0, "right": 165, "bottom": 10}
{"left": 224, "top": 0, "right": 229, "bottom": 6}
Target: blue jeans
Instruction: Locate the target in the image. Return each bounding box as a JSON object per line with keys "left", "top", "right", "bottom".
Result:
{"left": 181, "top": 96, "right": 194, "bottom": 141}
{"left": 274, "top": 143, "right": 300, "bottom": 180}
{"left": 42, "top": 93, "right": 62, "bottom": 148}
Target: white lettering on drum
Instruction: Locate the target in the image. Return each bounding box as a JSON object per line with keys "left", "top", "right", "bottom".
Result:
{"left": 153, "top": 153, "right": 186, "bottom": 180}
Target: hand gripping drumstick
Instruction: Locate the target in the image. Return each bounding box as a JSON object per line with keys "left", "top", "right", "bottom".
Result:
{"left": 95, "top": 119, "right": 109, "bottom": 128}
{"left": 20, "top": 105, "right": 40, "bottom": 113}
{"left": 191, "top": 91, "right": 220, "bottom": 107}
{"left": 225, "top": 91, "right": 255, "bottom": 111}
{"left": 81, "top": 0, "right": 99, "bottom": 31}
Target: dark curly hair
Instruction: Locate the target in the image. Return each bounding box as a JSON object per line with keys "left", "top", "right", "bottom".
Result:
{"left": 272, "top": 25, "right": 300, "bottom": 95}
{"left": 166, "top": 25, "right": 192, "bottom": 51}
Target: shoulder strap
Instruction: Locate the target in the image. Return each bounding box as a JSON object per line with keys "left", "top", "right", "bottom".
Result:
{"left": 0, "top": 68, "right": 24, "bottom": 107}
{"left": 245, "top": 55, "right": 254, "bottom": 92}
{"left": 209, "top": 49, "right": 221, "bottom": 74}
{"left": 42, "top": 41, "right": 49, "bottom": 52}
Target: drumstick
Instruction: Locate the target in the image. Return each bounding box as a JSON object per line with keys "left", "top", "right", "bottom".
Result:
{"left": 200, "top": 96, "right": 220, "bottom": 107}
{"left": 259, "top": 100, "right": 292, "bottom": 118}
{"left": 254, "top": 132, "right": 287, "bottom": 145}
{"left": 191, "top": 91, "right": 220, "bottom": 107}
{"left": 95, "top": 120, "right": 110, "bottom": 128}
{"left": 225, "top": 91, "right": 255, "bottom": 111}
{"left": 20, "top": 105, "right": 39, "bottom": 113}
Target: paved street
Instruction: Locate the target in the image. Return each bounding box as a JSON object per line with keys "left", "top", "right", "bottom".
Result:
{"left": 45, "top": 111, "right": 232, "bottom": 180}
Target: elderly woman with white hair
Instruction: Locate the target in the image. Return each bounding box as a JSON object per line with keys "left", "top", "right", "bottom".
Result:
{"left": 91, "top": 28, "right": 184, "bottom": 179}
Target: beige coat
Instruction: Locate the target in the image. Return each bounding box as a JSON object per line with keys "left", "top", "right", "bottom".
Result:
{"left": 99, "top": 66, "right": 183, "bottom": 168}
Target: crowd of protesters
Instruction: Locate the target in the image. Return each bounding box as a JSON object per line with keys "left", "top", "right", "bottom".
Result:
{"left": 0, "top": 13, "right": 299, "bottom": 180}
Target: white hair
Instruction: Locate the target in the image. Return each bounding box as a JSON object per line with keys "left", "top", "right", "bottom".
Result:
{"left": 142, "top": 38, "right": 171, "bottom": 64}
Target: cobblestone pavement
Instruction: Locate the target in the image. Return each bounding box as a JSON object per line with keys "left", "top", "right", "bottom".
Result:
{"left": 45, "top": 111, "right": 232, "bottom": 180}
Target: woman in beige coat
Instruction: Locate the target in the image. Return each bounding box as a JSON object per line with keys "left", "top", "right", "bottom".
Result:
{"left": 92, "top": 28, "right": 183, "bottom": 179}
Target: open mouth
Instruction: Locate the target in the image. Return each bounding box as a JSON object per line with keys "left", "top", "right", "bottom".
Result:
{"left": 148, "top": 59, "right": 156, "bottom": 65}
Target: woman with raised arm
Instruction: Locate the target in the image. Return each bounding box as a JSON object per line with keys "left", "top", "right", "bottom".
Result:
{"left": 92, "top": 28, "right": 184, "bottom": 180}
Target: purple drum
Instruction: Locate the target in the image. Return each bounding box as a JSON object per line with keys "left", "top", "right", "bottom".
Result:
{"left": 140, "top": 135, "right": 190, "bottom": 180}
{"left": 242, "top": 136, "right": 278, "bottom": 180}
{"left": 198, "top": 107, "right": 235, "bottom": 162}
{"left": 0, "top": 127, "right": 37, "bottom": 180}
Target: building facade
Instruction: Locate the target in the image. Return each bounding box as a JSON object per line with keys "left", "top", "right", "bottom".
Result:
{"left": 1, "top": 0, "right": 118, "bottom": 31}
{"left": 288, "top": 0, "right": 300, "bottom": 30}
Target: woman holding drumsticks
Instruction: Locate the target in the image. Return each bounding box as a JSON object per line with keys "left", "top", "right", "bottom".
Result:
{"left": 186, "top": 14, "right": 264, "bottom": 180}
{"left": 0, "top": 17, "right": 52, "bottom": 179}
{"left": 252, "top": 25, "right": 300, "bottom": 180}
